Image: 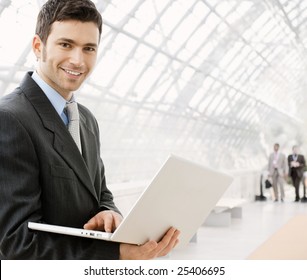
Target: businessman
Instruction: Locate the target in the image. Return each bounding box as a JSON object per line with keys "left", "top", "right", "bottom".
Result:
{"left": 268, "top": 143, "right": 287, "bottom": 202}
{"left": 0, "top": 0, "right": 179, "bottom": 259}
{"left": 288, "top": 145, "right": 306, "bottom": 202}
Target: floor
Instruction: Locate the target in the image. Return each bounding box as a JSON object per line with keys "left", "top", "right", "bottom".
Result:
{"left": 169, "top": 185, "right": 307, "bottom": 260}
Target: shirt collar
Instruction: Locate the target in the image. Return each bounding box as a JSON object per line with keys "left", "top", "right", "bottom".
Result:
{"left": 31, "top": 71, "right": 73, "bottom": 124}
{"left": 32, "top": 71, "right": 72, "bottom": 114}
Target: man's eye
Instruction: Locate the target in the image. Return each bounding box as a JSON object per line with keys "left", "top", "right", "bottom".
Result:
{"left": 85, "top": 47, "right": 96, "bottom": 52}
{"left": 60, "top": 43, "right": 71, "bottom": 48}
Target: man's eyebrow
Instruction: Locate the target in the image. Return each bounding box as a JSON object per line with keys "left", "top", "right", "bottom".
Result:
{"left": 57, "top": 37, "right": 98, "bottom": 48}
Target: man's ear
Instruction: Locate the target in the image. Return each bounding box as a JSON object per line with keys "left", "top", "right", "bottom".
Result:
{"left": 32, "top": 35, "right": 43, "bottom": 60}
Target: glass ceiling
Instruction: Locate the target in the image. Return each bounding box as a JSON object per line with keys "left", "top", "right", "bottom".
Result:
{"left": 1, "top": 0, "right": 307, "bottom": 183}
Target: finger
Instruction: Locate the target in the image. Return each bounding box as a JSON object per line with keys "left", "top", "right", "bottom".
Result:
{"left": 83, "top": 216, "right": 101, "bottom": 230}
{"left": 139, "top": 241, "right": 159, "bottom": 259}
{"left": 84, "top": 213, "right": 108, "bottom": 231}
{"left": 114, "top": 213, "right": 123, "bottom": 229}
{"left": 103, "top": 212, "right": 114, "bottom": 232}
{"left": 138, "top": 227, "right": 176, "bottom": 259}
{"left": 158, "top": 229, "right": 180, "bottom": 257}
{"left": 154, "top": 227, "right": 179, "bottom": 257}
{"left": 157, "top": 227, "right": 177, "bottom": 247}
{"left": 84, "top": 211, "right": 123, "bottom": 232}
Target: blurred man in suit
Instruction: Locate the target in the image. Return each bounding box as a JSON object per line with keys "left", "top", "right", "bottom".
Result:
{"left": 288, "top": 145, "right": 306, "bottom": 202}
{"left": 268, "top": 143, "right": 287, "bottom": 202}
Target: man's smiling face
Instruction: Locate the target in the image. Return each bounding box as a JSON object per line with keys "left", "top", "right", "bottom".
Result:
{"left": 33, "top": 20, "right": 99, "bottom": 100}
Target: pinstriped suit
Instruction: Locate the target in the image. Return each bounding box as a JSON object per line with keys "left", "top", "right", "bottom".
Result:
{"left": 0, "top": 72, "right": 120, "bottom": 259}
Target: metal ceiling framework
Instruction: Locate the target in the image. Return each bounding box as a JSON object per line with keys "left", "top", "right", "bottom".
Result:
{"left": 1, "top": 0, "right": 307, "bottom": 183}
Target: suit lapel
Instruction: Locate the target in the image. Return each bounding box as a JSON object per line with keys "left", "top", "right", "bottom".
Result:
{"left": 20, "top": 72, "right": 98, "bottom": 200}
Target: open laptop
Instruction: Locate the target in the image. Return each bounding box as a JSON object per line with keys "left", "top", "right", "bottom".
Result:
{"left": 28, "top": 154, "right": 233, "bottom": 248}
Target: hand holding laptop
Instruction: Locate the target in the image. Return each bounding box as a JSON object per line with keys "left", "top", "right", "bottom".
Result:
{"left": 83, "top": 209, "right": 180, "bottom": 260}
{"left": 119, "top": 227, "right": 180, "bottom": 260}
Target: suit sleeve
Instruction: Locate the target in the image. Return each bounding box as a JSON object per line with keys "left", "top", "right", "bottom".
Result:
{"left": 287, "top": 155, "right": 292, "bottom": 176}
{"left": 287, "top": 155, "right": 291, "bottom": 166}
{"left": 301, "top": 155, "right": 306, "bottom": 168}
{"left": 0, "top": 110, "right": 120, "bottom": 259}
{"left": 97, "top": 158, "right": 122, "bottom": 214}
{"left": 89, "top": 114, "right": 122, "bottom": 215}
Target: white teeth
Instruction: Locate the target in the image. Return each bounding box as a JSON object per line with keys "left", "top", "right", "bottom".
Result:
{"left": 65, "top": 69, "right": 81, "bottom": 76}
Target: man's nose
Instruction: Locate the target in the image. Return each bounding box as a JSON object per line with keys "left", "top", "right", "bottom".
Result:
{"left": 69, "top": 48, "right": 84, "bottom": 67}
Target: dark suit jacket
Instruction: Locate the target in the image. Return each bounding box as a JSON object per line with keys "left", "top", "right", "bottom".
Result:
{"left": 0, "top": 72, "right": 121, "bottom": 259}
{"left": 288, "top": 154, "right": 305, "bottom": 179}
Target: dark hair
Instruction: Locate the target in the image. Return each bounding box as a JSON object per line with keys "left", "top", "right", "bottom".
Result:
{"left": 35, "top": 0, "right": 103, "bottom": 44}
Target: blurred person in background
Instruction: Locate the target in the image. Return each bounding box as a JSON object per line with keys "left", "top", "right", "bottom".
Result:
{"left": 268, "top": 143, "right": 287, "bottom": 202}
{"left": 288, "top": 145, "right": 306, "bottom": 202}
